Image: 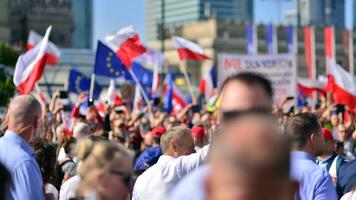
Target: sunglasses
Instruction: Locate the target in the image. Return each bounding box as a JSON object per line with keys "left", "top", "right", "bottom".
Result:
{"left": 222, "top": 108, "right": 272, "bottom": 122}
{"left": 110, "top": 170, "right": 133, "bottom": 186}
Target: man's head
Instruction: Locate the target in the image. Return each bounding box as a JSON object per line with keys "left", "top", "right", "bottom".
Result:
{"left": 73, "top": 122, "right": 91, "bottom": 140}
{"left": 160, "top": 125, "right": 195, "bottom": 157}
{"left": 56, "top": 124, "right": 67, "bottom": 145}
{"left": 205, "top": 114, "right": 296, "bottom": 200}
{"left": 337, "top": 124, "right": 349, "bottom": 142}
{"left": 285, "top": 113, "right": 324, "bottom": 157}
{"left": 220, "top": 73, "right": 273, "bottom": 115}
{"left": 7, "top": 95, "right": 42, "bottom": 142}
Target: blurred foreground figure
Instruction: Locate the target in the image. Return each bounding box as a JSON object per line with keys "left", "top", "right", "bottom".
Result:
{"left": 76, "top": 141, "right": 133, "bottom": 200}
{"left": 285, "top": 113, "right": 338, "bottom": 200}
{"left": 171, "top": 113, "right": 296, "bottom": 200}
{"left": 133, "top": 126, "right": 209, "bottom": 200}
{"left": 0, "top": 95, "right": 45, "bottom": 199}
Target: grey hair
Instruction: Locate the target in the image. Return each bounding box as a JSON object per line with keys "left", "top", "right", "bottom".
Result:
{"left": 160, "top": 125, "right": 191, "bottom": 153}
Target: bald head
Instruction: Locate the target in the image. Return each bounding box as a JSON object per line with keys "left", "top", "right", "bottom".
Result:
{"left": 206, "top": 114, "right": 294, "bottom": 200}
{"left": 7, "top": 95, "right": 42, "bottom": 141}
{"left": 220, "top": 73, "right": 273, "bottom": 114}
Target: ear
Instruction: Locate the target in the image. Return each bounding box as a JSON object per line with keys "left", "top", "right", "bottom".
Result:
{"left": 170, "top": 140, "right": 177, "bottom": 153}
{"left": 310, "top": 133, "right": 319, "bottom": 144}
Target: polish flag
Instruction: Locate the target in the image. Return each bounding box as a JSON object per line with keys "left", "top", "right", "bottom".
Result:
{"left": 325, "top": 60, "right": 356, "bottom": 109}
{"left": 27, "top": 30, "right": 61, "bottom": 66}
{"left": 107, "top": 79, "right": 123, "bottom": 106}
{"left": 172, "top": 83, "right": 187, "bottom": 108}
{"left": 14, "top": 26, "right": 52, "bottom": 94}
{"left": 105, "top": 26, "right": 147, "bottom": 68}
{"left": 297, "top": 77, "right": 325, "bottom": 97}
{"left": 172, "top": 36, "right": 209, "bottom": 60}
{"left": 200, "top": 65, "right": 217, "bottom": 98}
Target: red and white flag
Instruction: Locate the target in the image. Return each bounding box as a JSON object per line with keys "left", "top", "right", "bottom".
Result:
{"left": 14, "top": 26, "right": 52, "bottom": 94}
{"left": 27, "top": 30, "right": 61, "bottom": 66}
{"left": 200, "top": 65, "right": 216, "bottom": 98}
{"left": 297, "top": 77, "right": 325, "bottom": 97}
{"left": 107, "top": 79, "right": 123, "bottom": 106}
{"left": 304, "top": 26, "right": 316, "bottom": 79}
{"left": 172, "top": 36, "right": 209, "bottom": 60}
{"left": 105, "top": 26, "right": 147, "bottom": 68}
{"left": 326, "top": 60, "right": 356, "bottom": 109}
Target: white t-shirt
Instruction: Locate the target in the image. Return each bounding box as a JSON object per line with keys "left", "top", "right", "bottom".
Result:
{"left": 45, "top": 183, "right": 59, "bottom": 200}
{"left": 60, "top": 175, "right": 81, "bottom": 200}
{"left": 340, "top": 191, "right": 356, "bottom": 200}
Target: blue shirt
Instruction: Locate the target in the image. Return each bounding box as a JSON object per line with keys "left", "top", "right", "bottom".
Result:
{"left": 134, "top": 146, "right": 162, "bottom": 171}
{"left": 291, "top": 151, "right": 338, "bottom": 200}
{"left": 0, "top": 130, "right": 45, "bottom": 200}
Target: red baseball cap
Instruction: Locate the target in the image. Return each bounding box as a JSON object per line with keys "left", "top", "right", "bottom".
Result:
{"left": 322, "top": 128, "right": 334, "bottom": 141}
{"left": 151, "top": 126, "right": 166, "bottom": 138}
{"left": 191, "top": 126, "right": 205, "bottom": 138}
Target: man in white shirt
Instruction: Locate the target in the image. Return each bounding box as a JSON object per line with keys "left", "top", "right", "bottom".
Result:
{"left": 132, "top": 125, "right": 209, "bottom": 200}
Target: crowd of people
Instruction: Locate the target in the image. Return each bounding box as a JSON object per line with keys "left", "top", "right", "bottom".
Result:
{"left": 0, "top": 72, "right": 355, "bottom": 200}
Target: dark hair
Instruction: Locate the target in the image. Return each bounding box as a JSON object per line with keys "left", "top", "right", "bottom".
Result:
{"left": 285, "top": 113, "right": 321, "bottom": 149}
{"left": 30, "top": 138, "right": 57, "bottom": 185}
{"left": 220, "top": 72, "right": 273, "bottom": 99}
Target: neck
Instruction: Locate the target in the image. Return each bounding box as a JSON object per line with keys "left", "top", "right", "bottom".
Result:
{"left": 7, "top": 127, "right": 31, "bottom": 142}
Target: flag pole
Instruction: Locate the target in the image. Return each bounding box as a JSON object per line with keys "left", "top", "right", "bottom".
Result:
{"left": 179, "top": 60, "right": 195, "bottom": 101}
{"left": 128, "top": 68, "right": 150, "bottom": 106}
{"left": 89, "top": 74, "right": 96, "bottom": 100}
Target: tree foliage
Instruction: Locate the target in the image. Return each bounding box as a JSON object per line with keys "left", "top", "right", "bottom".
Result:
{"left": 0, "top": 43, "right": 19, "bottom": 107}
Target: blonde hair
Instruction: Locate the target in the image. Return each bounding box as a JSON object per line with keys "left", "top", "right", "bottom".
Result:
{"left": 160, "top": 125, "right": 191, "bottom": 153}
{"left": 77, "top": 141, "right": 132, "bottom": 196}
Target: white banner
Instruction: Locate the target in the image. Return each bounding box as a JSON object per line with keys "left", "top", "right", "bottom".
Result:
{"left": 218, "top": 53, "right": 297, "bottom": 105}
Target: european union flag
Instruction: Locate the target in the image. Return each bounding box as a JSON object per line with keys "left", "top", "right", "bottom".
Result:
{"left": 94, "top": 41, "right": 129, "bottom": 78}
{"left": 126, "top": 62, "right": 153, "bottom": 98}
{"left": 68, "top": 69, "right": 102, "bottom": 100}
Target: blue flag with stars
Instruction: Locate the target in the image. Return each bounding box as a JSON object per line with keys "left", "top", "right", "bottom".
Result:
{"left": 68, "top": 69, "right": 102, "bottom": 100}
{"left": 94, "top": 41, "right": 129, "bottom": 78}
{"left": 125, "top": 62, "right": 154, "bottom": 98}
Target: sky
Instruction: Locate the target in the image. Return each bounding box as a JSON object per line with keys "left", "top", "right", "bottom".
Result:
{"left": 92, "top": 0, "right": 146, "bottom": 48}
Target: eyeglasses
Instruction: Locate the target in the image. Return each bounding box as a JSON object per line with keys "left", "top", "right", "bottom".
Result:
{"left": 110, "top": 170, "right": 133, "bottom": 186}
{"left": 222, "top": 108, "right": 272, "bottom": 122}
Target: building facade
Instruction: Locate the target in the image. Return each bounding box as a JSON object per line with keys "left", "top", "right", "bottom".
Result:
{"left": 71, "top": 0, "right": 93, "bottom": 49}
{"left": 146, "top": 0, "right": 253, "bottom": 41}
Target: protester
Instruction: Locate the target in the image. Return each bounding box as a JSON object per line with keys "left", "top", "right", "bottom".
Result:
{"left": 133, "top": 126, "right": 165, "bottom": 175}
{"left": 285, "top": 113, "right": 338, "bottom": 200}
{"left": 171, "top": 113, "right": 297, "bottom": 200}
{"left": 337, "top": 159, "right": 356, "bottom": 198}
{"left": 132, "top": 125, "right": 209, "bottom": 200}
{"left": 317, "top": 128, "right": 346, "bottom": 185}
{"left": 337, "top": 123, "right": 355, "bottom": 161}
{"left": 31, "top": 138, "right": 59, "bottom": 200}
{"left": 59, "top": 135, "right": 106, "bottom": 200}
{"left": 72, "top": 122, "right": 91, "bottom": 140}
{"left": 0, "top": 95, "right": 45, "bottom": 199}
{"left": 76, "top": 141, "right": 133, "bottom": 200}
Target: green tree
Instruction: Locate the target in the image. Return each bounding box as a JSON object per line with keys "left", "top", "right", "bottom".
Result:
{"left": 0, "top": 43, "right": 19, "bottom": 107}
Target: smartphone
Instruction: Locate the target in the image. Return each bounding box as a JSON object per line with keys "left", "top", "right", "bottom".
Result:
{"left": 336, "top": 104, "right": 345, "bottom": 114}
{"left": 63, "top": 104, "right": 72, "bottom": 112}
{"left": 191, "top": 105, "right": 200, "bottom": 113}
{"left": 88, "top": 98, "right": 94, "bottom": 107}
{"left": 59, "top": 90, "right": 68, "bottom": 99}
{"left": 286, "top": 96, "right": 294, "bottom": 101}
